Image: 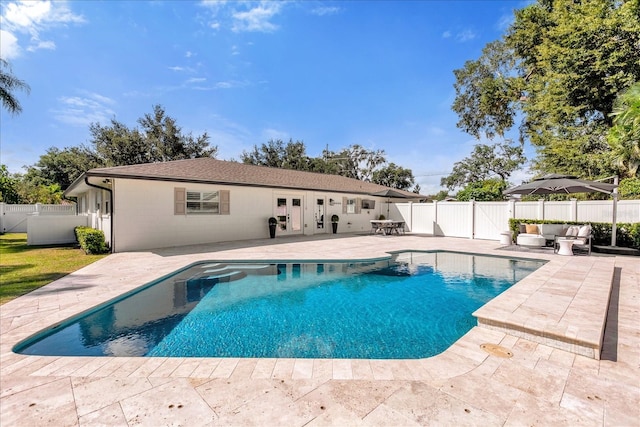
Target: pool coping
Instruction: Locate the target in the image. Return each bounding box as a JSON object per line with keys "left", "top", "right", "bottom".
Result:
{"left": 473, "top": 255, "right": 615, "bottom": 359}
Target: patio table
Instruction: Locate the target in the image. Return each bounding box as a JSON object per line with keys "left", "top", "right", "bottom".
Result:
{"left": 370, "top": 220, "right": 404, "bottom": 236}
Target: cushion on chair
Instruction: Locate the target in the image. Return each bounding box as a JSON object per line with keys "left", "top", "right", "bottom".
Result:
{"left": 519, "top": 224, "right": 527, "bottom": 234}
{"left": 565, "top": 226, "right": 579, "bottom": 237}
{"left": 525, "top": 224, "right": 539, "bottom": 234}
{"left": 578, "top": 225, "right": 591, "bottom": 237}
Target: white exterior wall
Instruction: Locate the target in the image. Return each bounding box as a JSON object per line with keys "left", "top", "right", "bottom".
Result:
{"left": 110, "top": 179, "right": 388, "bottom": 252}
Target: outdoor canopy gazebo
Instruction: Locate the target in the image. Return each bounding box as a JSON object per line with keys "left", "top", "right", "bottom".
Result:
{"left": 503, "top": 174, "right": 619, "bottom": 246}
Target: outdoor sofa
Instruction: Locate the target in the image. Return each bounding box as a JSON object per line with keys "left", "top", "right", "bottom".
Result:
{"left": 516, "top": 223, "right": 593, "bottom": 254}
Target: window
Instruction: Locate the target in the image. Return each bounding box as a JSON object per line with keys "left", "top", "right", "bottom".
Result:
{"left": 361, "top": 199, "right": 375, "bottom": 209}
{"left": 175, "top": 188, "right": 230, "bottom": 215}
{"left": 346, "top": 198, "right": 356, "bottom": 214}
{"left": 342, "top": 197, "right": 362, "bottom": 214}
{"left": 187, "top": 191, "right": 219, "bottom": 214}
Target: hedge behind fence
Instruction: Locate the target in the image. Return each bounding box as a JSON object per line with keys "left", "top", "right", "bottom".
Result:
{"left": 74, "top": 226, "right": 110, "bottom": 254}
{"left": 508, "top": 219, "right": 640, "bottom": 249}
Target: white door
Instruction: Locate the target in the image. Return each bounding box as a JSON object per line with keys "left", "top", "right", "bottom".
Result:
{"left": 275, "top": 196, "right": 303, "bottom": 236}
{"left": 315, "top": 198, "right": 326, "bottom": 232}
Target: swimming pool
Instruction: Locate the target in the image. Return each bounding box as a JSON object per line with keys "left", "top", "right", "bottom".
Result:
{"left": 14, "top": 251, "right": 545, "bottom": 359}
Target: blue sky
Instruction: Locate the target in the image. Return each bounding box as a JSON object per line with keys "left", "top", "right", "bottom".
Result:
{"left": 1, "top": 0, "right": 532, "bottom": 194}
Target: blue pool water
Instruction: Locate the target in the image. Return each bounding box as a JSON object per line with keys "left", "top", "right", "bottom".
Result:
{"left": 14, "top": 251, "right": 545, "bottom": 359}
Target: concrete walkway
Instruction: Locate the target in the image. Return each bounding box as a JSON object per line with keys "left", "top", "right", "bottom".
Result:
{"left": 1, "top": 235, "right": 638, "bottom": 426}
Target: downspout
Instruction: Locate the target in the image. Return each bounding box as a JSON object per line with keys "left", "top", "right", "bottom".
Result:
{"left": 84, "top": 177, "right": 114, "bottom": 253}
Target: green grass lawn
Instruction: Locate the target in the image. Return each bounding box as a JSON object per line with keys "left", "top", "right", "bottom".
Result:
{"left": 0, "top": 233, "right": 108, "bottom": 305}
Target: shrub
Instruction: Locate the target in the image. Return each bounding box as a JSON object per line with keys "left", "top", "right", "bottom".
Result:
{"left": 74, "top": 226, "right": 109, "bottom": 254}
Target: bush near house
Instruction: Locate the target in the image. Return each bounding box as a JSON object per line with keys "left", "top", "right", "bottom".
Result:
{"left": 509, "top": 219, "right": 640, "bottom": 249}
{"left": 74, "top": 226, "right": 109, "bottom": 254}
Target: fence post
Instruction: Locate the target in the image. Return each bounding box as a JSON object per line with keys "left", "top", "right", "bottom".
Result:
{"left": 407, "top": 201, "right": 413, "bottom": 232}
{"left": 570, "top": 198, "right": 578, "bottom": 222}
{"left": 507, "top": 199, "right": 516, "bottom": 231}
{"left": 537, "top": 199, "right": 545, "bottom": 220}
{"left": 0, "top": 202, "right": 4, "bottom": 232}
{"left": 470, "top": 199, "right": 476, "bottom": 239}
{"left": 433, "top": 200, "right": 439, "bottom": 236}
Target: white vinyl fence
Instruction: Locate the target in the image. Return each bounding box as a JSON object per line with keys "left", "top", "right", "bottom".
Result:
{"left": 397, "top": 199, "right": 640, "bottom": 241}
{"left": 0, "top": 203, "right": 76, "bottom": 233}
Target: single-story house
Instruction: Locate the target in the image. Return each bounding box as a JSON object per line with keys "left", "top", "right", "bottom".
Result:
{"left": 64, "top": 158, "right": 422, "bottom": 252}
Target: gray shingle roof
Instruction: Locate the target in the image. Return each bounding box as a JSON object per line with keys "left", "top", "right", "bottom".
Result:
{"left": 75, "top": 158, "right": 420, "bottom": 197}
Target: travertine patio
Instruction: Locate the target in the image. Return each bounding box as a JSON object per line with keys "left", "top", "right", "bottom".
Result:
{"left": 1, "top": 235, "right": 638, "bottom": 426}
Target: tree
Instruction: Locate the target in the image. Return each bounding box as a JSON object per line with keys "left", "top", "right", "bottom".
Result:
{"left": 90, "top": 105, "right": 217, "bottom": 166}
{"left": 328, "top": 144, "right": 386, "bottom": 181}
{"left": 371, "top": 163, "right": 415, "bottom": 190}
{"left": 0, "top": 58, "right": 30, "bottom": 115}
{"left": 455, "top": 178, "right": 507, "bottom": 201}
{"left": 241, "top": 139, "right": 312, "bottom": 170}
{"left": 90, "top": 120, "right": 148, "bottom": 166}
{"left": 23, "top": 105, "right": 217, "bottom": 198}
{"left": 138, "top": 105, "right": 215, "bottom": 162}
{"left": 440, "top": 140, "right": 526, "bottom": 190}
{"left": 0, "top": 165, "right": 20, "bottom": 203}
{"left": 431, "top": 190, "right": 451, "bottom": 201}
{"left": 24, "top": 146, "right": 101, "bottom": 191}
{"left": 16, "top": 181, "right": 63, "bottom": 204}
{"left": 452, "top": 40, "right": 520, "bottom": 140}
{"left": 452, "top": 0, "right": 640, "bottom": 178}
{"left": 608, "top": 83, "right": 640, "bottom": 178}
{"left": 618, "top": 177, "right": 640, "bottom": 198}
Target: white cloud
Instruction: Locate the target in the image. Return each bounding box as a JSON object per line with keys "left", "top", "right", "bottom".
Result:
{"left": 51, "top": 91, "right": 116, "bottom": 127}
{"left": 261, "top": 127, "right": 289, "bottom": 141}
{"left": 231, "top": 2, "right": 282, "bottom": 33}
{"left": 198, "top": 1, "right": 285, "bottom": 33}
{"left": 311, "top": 6, "right": 341, "bottom": 16}
{"left": 27, "top": 39, "right": 55, "bottom": 52}
{"left": 0, "top": 0, "right": 85, "bottom": 58}
{"left": 456, "top": 29, "right": 477, "bottom": 42}
{"left": 0, "top": 29, "right": 20, "bottom": 58}
{"left": 442, "top": 28, "right": 477, "bottom": 43}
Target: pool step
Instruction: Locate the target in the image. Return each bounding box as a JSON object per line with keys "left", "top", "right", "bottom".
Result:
{"left": 202, "top": 264, "right": 278, "bottom": 275}
{"left": 188, "top": 270, "right": 248, "bottom": 286}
